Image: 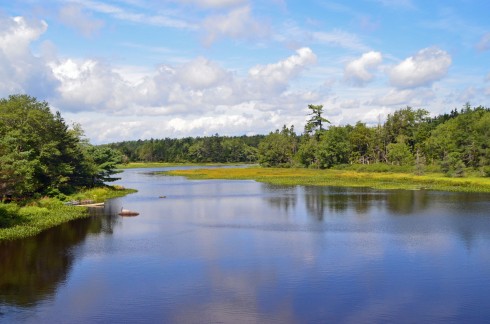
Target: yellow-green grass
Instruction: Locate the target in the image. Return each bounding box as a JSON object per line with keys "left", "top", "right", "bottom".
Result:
{"left": 164, "top": 167, "right": 490, "bottom": 193}
{"left": 0, "top": 186, "right": 136, "bottom": 241}
{"left": 117, "top": 162, "right": 252, "bottom": 169}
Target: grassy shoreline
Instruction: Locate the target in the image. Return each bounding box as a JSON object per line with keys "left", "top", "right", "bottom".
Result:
{"left": 0, "top": 186, "right": 136, "bottom": 241}
{"left": 164, "top": 167, "right": 490, "bottom": 193}
{"left": 117, "top": 162, "right": 251, "bottom": 169}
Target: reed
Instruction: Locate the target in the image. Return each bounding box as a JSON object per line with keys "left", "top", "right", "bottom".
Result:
{"left": 117, "top": 162, "right": 252, "bottom": 169}
{"left": 164, "top": 167, "right": 490, "bottom": 193}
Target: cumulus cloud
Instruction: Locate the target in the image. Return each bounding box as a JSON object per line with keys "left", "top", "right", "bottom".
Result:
{"left": 0, "top": 14, "right": 353, "bottom": 143}
{"left": 0, "top": 16, "right": 59, "bottom": 98}
{"left": 340, "top": 99, "right": 360, "bottom": 109}
{"left": 58, "top": 4, "right": 104, "bottom": 37}
{"left": 248, "top": 47, "right": 317, "bottom": 96}
{"left": 49, "top": 46, "right": 317, "bottom": 120}
{"left": 175, "top": 57, "right": 231, "bottom": 90}
{"left": 370, "top": 88, "right": 435, "bottom": 106}
{"left": 51, "top": 59, "right": 131, "bottom": 112}
{"left": 389, "top": 47, "right": 451, "bottom": 89}
{"left": 202, "top": 6, "right": 269, "bottom": 45}
{"left": 344, "top": 51, "right": 382, "bottom": 86}
{"left": 476, "top": 32, "right": 490, "bottom": 52}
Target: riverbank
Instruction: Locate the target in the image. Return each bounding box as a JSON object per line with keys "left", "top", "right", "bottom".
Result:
{"left": 117, "top": 162, "right": 253, "bottom": 169}
{"left": 0, "top": 186, "right": 136, "bottom": 241}
{"left": 164, "top": 167, "right": 490, "bottom": 193}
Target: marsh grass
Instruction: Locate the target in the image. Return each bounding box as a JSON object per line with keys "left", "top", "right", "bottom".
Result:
{"left": 0, "top": 186, "right": 136, "bottom": 241}
{"left": 117, "top": 162, "right": 252, "bottom": 169}
{"left": 164, "top": 167, "right": 490, "bottom": 193}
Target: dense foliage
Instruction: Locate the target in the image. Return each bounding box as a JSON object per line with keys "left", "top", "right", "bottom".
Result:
{"left": 105, "top": 103, "right": 489, "bottom": 177}
{"left": 107, "top": 134, "right": 263, "bottom": 163}
{"left": 0, "top": 95, "right": 122, "bottom": 200}
{"left": 257, "top": 104, "right": 490, "bottom": 176}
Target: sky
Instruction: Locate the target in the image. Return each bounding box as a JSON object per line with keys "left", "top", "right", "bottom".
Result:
{"left": 1, "top": 0, "right": 490, "bottom": 144}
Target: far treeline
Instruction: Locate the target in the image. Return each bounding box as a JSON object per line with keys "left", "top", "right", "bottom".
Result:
{"left": 0, "top": 95, "right": 122, "bottom": 200}
{"left": 108, "top": 104, "right": 490, "bottom": 177}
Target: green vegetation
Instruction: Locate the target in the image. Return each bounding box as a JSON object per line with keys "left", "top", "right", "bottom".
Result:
{"left": 117, "top": 162, "right": 251, "bottom": 169}
{"left": 107, "top": 134, "right": 263, "bottom": 164}
{"left": 107, "top": 104, "right": 489, "bottom": 180}
{"left": 256, "top": 104, "right": 490, "bottom": 177}
{"left": 0, "top": 95, "right": 123, "bottom": 200}
{"left": 164, "top": 167, "right": 490, "bottom": 193}
{"left": 0, "top": 94, "right": 132, "bottom": 239}
{"left": 2, "top": 93, "right": 488, "bottom": 238}
{"left": 0, "top": 186, "right": 135, "bottom": 241}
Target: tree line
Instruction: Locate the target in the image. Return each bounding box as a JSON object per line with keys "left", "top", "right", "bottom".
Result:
{"left": 106, "top": 134, "right": 264, "bottom": 163}
{"left": 258, "top": 104, "right": 490, "bottom": 176}
{"left": 0, "top": 95, "right": 121, "bottom": 200}
{"left": 2, "top": 94, "right": 488, "bottom": 200}
{"left": 109, "top": 103, "right": 489, "bottom": 177}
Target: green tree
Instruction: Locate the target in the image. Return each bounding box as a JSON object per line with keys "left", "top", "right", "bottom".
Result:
{"left": 426, "top": 106, "right": 490, "bottom": 169}
{"left": 258, "top": 126, "right": 297, "bottom": 167}
{"left": 305, "top": 104, "right": 330, "bottom": 137}
{"left": 386, "top": 136, "right": 414, "bottom": 166}
{"left": 316, "top": 126, "right": 352, "bottom": 168}
{"left": 0, "top": 95, "right": 121, "bottom": 199}
{"left": 349, "top": 121, "right": 373, "bottom": 164}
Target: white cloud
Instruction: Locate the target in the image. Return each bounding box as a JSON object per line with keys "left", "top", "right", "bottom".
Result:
{"left": 370, "top": 88, "right": 435, "bottom": 106}
{"left": 73, "top": 0, "right": 196, "bottom": 30}
{"left": 476, "top": 32, "right": 490, "bottom": 52}
{"left": 48, "top": 46, "right": 317, "bottom": 130}
{"left": 312, "top": 29, "right": 370, "bottom": 52}
{"left": 340, "top": 99, "right": 360, "bottom": 109}
{"left": 175, "top": 57, "right": 231, "bottom": 90}
{"left": 344, "top": 51, "right": 382, "bottom": 86}
{"left": 0, "top": 16, "right": 59, "bottom": 98}
{"left": 248, "top": 47, "right": 317, "bottom": 95}
{"left": 202, "top": 6, "right": 269, "bottom": 45}
{"left": 389, "top": 47, "right": 451, "bottom": 89}
{"left": 59, "top": 4, "right": 104, "bottom": 37}
{"left": 457, "top": 86, "right": 478, "bottom": 103}
{"left": 51, "top": 59, "right": 131, "bottom": 112}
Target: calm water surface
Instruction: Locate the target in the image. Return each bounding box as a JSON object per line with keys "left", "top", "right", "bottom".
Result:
{"left": 1, "top": 167, "right": 490, "bottom": 323}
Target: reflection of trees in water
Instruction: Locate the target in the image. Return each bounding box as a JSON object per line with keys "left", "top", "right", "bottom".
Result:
{"left": 303, "top": 187, "right": 386, "bottom": 221}
{"left": 0, "top": 210, "right": 117, "bottom": 308}
{"left": 448, "top": 193, "right": 490, "bottom": 250}
{"left": 303, "top": 187, "right": 348, "bottom": 221}
{"left": 262, "top": 183, "right": 297, "bottom": 213}
{"left": 386, "top": 190, "right": 430, "bottom": 215}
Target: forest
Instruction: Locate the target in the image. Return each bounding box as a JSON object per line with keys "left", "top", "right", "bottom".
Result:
{"left": 109, "top": 104, "right": 490, "bottom": 177}
{"left": 1, "top": 95, "right": 489, "bottom": 201}
{"left": 0, "top": 95, "right": 121, "bottom": 200}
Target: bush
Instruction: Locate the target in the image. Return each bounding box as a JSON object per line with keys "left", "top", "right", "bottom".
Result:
{"left": 0, "top": 204, "right": 24, "bottom": 228}
{"left": 482, "top": 166, "right": 490, "bottom": 177}
{"left": 332, "top": 163, "right": 413, "bottom": 173}
{"left": 441, "top": 152, "right": 466, "bottom": 177}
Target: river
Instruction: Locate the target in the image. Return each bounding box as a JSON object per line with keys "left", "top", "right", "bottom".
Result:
{"left": 1, "top": 167, "right": 490, "bottom": 323}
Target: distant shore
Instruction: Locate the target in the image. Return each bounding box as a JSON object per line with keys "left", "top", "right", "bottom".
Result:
{"left": 117, "top": 162, "right": 252, "bottom": 169}
{"left": 163, "top": 167, "right": 490, "bottom": 193}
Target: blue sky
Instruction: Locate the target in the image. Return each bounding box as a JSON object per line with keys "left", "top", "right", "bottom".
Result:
{"left": 1, "top": 0, "right": 490, "bottom": 143}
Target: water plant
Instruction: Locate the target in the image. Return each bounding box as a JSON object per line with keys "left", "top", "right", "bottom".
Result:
{"left": 163, "top": 167, "right": 490, "bottom": 193}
